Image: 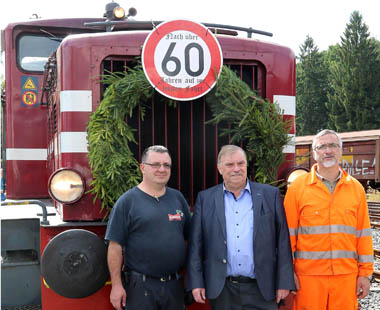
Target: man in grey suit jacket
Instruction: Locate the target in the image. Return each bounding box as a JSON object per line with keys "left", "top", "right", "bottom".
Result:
{"left": 186, "top": 145, "right": 295, "bottom": 309}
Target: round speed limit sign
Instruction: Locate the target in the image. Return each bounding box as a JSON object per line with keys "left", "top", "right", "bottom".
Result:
{"left": 142, "top": 20, "right": 223, "bottom": 101}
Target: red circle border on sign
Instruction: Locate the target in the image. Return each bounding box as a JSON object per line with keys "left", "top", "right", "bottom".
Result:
{"left": 22, "top": 91, "right": 38, "bottom": 106}
{"left": 142, "top": 20, "right": 223, "bottom": 101}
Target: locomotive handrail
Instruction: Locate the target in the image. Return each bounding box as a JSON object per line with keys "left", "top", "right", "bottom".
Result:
{"left": 84, "top": 20, "right": 273, "bottom": 38}
{"left": 203, "top": 23, "right": 273, "bottom": 38}
{"left": 1, "top": 200, "right": 50, "bottom": 225}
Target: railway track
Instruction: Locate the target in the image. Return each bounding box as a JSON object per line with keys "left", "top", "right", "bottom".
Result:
{"left": 374, "top": 248, "right": 380, "bottom": 282}
{"left": 368, "top": 202, "right": 380, "bottom": 282}
{"left": 374, "top": 270, "right": 380, "bottom": 282}
{"left": 368, "top": 201, "right": 380, "bottom": 224}
{"left": 375, "top": 248, "right": 380, "bottom": 258}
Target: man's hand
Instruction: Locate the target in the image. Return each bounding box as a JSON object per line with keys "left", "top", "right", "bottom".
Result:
{"left": 356, "top": 276, "right": 370, "bottom": 299}
{"left": 276, "top": 289, "right": 289, "bottom": 303}
{"left": 291, "top": 272, "right": 300, "bottom": 295}
{"left": 110, "top": 283, "right": 126, "bottom": 310}
{"left": 192, "top": 288, "right": 206, "bottom": 303}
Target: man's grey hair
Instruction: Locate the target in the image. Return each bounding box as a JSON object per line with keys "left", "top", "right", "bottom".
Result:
{"left": 217, "top": 145, "right": 247, "bottom": 165}
{"left": 312, "top": 129, "right": 343, "bottom": 150}
{"left": 141, "top": 145, "right": 171, "bottom": 163}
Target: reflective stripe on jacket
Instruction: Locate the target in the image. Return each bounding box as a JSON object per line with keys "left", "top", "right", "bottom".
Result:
{"left": 284, "top": 164, "right": 373, "bottom": 277}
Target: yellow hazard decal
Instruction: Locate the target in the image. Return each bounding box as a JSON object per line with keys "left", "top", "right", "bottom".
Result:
{"left": 23, "top": 77, "right": 37, "bottom": 89}
{"left": 21, "top": 76, "right": 39, "bottom": 107}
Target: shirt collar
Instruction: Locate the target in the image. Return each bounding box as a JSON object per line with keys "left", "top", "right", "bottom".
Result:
{"left": 315, "top": 168, "right": 342, "bottom": 182}
{"left": 223, "top": 179, "right": 251, "bottom": 193}
{"left": 309, "top": 164, "right": 349, "bottom": 185}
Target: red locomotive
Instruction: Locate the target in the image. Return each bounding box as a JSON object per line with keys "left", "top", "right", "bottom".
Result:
{"left": 1, "top": 2, "right": 298, "bottom": 309}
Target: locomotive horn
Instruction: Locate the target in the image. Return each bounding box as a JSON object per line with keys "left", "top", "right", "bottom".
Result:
{"left": 127, "top": 7, "right": 137, "bottom": 18}
{"left": 41, "top": 229, "right": 109, "bottom": 299}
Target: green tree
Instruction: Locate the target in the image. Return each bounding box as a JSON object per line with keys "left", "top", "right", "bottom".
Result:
{"left": 327, "top": 11, "right": 380, "bottom": 131}
{"left": 296, "top": 35, "right": 329, "bottom": 135}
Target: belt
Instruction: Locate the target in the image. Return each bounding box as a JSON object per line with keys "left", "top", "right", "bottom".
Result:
{"left": 126, "top": 270, "right": 181, "bottom": 282}
{"left": 226, "top": 276, "right": 256, "bottom": 284}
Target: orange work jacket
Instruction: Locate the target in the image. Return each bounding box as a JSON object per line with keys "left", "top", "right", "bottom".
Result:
{"left": 284, "top": 164, "right": 373, "bottom": 277}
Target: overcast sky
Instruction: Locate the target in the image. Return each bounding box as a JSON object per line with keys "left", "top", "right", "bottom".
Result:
{"left": 1, "top": 0, "right": 380, "bottom": 68}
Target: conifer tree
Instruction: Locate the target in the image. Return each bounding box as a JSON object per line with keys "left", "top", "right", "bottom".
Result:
{"left": 327, "top": 11, "right": 380, "bottom": 131}
{"left": 296, "top": 35, "right": 329, "bottom": 135}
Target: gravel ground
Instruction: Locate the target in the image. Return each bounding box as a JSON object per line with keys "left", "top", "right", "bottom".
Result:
{"left": 359, "top": 229, "right": 380, "bottom": 310}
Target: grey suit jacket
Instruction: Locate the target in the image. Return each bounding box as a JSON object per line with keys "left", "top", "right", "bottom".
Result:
{"left": 186, "top": 181, "right": 295, "bottom": 301}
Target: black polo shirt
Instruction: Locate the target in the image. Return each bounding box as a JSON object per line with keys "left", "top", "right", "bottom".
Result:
{"left": 105, "top": 186, "right": 191, "bottom": 277}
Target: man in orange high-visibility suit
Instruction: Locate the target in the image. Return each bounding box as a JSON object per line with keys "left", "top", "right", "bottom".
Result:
{"left": 284, "top": 129, "right": 374, "bottom": 310}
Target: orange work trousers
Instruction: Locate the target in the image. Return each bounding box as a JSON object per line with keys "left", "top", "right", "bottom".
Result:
{"left": 294, "top": 273, "right": 358, "bottom": 310}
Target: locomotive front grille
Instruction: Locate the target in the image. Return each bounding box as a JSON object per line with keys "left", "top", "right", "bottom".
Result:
{"left": 101, "top": 57, "right": 266, "bottom": 206}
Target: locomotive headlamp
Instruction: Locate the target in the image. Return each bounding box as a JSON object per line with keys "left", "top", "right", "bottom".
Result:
{"left": 286, "top": 168, "right": 308, "bottom": 186}
{"left": 104, "top": 2, "right": 126, "bottom": 20}
{"left": 48, "top": 169, "right": 85, "bottom": 204}
{"left": 113, "top": 6, "right": 125, "bottom": 19}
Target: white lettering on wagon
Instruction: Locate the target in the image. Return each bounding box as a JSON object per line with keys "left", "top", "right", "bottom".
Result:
{"left": 341, "top": 156, "right": 376, "bottom": 176}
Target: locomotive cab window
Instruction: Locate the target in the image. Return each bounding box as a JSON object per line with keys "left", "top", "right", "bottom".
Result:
{"left": 17, "top": 34, "right": 62, "bottom": 72}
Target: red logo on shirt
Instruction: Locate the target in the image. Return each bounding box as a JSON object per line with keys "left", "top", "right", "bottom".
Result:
{"left": 168, "top": 213, "right": 182, "bottom": 221}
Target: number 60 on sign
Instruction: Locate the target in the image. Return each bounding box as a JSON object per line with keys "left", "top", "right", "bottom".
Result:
{"left": 142, "top": 20, "right": 223, "bottom": 101}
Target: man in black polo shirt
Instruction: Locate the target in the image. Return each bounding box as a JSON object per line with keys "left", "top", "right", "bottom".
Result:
{"left": 106, "top": 145, "right": 191, "bottom": 310}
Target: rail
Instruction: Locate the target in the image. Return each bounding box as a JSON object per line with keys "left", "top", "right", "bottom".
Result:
{"left": 368, "top": 201, "right": 380, "bottom": 223}
{"left": 374, "top": 248, "right": 380, "bottom": 258}
{"left": 373, "top": 270, "right": 380, "bottom": 282}
{"left": 367, "top": 203, "right": 380, "bottom": 281}
{"left": 372, "top": 248, "right": 380, "bottom": 282}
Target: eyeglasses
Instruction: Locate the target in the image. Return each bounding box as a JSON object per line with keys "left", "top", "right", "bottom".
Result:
{"left": 314, "top": 143, "right": 340, "bottom": 151}
{"left": 143, "top": 162, "right": 172, "bottom": 169}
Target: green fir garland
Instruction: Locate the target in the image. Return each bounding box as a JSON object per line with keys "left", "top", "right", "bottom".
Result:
{"left": 87, "top": 65, "right": 290, "bottom": 213}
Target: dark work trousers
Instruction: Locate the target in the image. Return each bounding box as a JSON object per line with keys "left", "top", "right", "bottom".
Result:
{"left": 125, "top": 273, "right": 185, "bottom": 310}
{"left": 209, "top": 279, "right": 278, "bottom": 310}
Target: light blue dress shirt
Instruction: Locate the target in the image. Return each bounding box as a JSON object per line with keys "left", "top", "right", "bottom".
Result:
{"left": 224, "top": 180, "right": 255, "bottom": 278}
